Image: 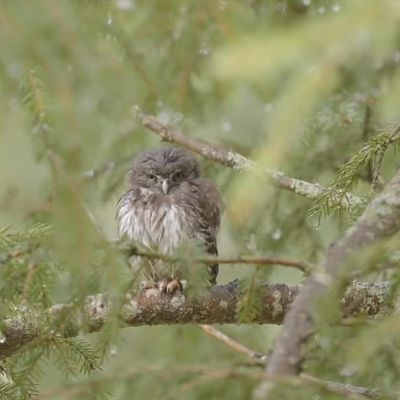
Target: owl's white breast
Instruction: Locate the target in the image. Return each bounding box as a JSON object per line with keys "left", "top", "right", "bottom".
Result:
{"left": 117, "top": 189, "right": 188, "bottom": 255}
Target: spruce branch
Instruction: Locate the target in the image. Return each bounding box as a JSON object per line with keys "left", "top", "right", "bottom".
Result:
{"left": 362, "top": 103, "right": 373, "bottom": 183}
{"left": 369, "top": 124, "right": 400, "bottom": 196}
{"left": 0, "top": 224, "right": 51, "bottom": 250}
{"left": 0, "top": 280, "right": 398, "bottom": 361}
{"left": 256, "top": 167, "right": 400, "bottom": 399}
{"left": 134, "top": 106, "right": 362, "bottom": 207}
{"left": 19, "top": 68, "right": 52, "bottom": 157}
{"left": 309, "top": 123, "right": 400, "bottom": 219}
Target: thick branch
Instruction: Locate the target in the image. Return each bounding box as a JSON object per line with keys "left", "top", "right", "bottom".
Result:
{"left": 134, "top": 107, "right": 362, "bottom": 207}
{"left": 259, "top": 168, "right": 400, "bottom": 396}
{"left": 0, "top": 280, "right": 397, "bottom": 361}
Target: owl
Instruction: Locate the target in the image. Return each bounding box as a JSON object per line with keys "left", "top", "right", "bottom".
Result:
{"left": 116, "top": 146, "right": 223, "bottom": 293}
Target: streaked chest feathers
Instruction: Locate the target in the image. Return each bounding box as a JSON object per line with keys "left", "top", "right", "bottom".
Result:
{"left": 117, "top": 188, "right": 195, "bottom": 255}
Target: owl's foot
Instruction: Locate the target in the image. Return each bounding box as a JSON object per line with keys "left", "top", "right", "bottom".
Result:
{"left": 166, "top": 278, "right": 182, "bottom": 294}
{"left": 153, "top": 278, "right": 182, "bottom": 294}
{"left": 139, "top": 280, "right": 169, "bottom": 298}
{"left": 140, "top": 279, "right": 186, "bottom": 295}
{"left": 140, "top": 280, "right": 157, "bottom": 290}
{"left": 167, "top": 278, "right": 188, "bottom": 294}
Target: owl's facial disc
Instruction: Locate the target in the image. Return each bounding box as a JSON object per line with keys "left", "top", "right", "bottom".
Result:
{"left": 144, "top": 174, "right": 170, "bottom": 194}
{"left": 129, "top": 147, "right": 200, "bottom": 193}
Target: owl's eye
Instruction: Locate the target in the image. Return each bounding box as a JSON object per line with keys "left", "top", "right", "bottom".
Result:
{"left": 171, "top": 171, "right": 184, "bottom": 182}
{"left": 146, "top": 174, "right": 157, "bottom": 182}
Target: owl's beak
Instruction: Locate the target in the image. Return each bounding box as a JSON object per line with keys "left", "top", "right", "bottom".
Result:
{"left": 161, "top": 179, "right": 169, "bottom": 194}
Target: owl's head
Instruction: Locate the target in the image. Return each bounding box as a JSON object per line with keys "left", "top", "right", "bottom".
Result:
{"left": 128, "top": 147, "right": 200, "bottom": 194}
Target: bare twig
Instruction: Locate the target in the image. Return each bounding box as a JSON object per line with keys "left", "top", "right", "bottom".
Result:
{"left": 255, "top": 168, "right": 400, "bottom": 399}
{"left": 21, "top": 262, "right": 37, "bottom": 304}
{"left": 82, "top": 155, "right": 132, "bottom": 181}
{"left": 362, "top": 103, "right": 374, "bottom": 184}
{"left": 300, "top": 373, "right": 382, "bottom": 400}
{"left": 126, "top": 247, "right": 313, "bottom": 273}
{"left": 199, "top": 324, "right": 266, "bottom": 361}
{"left": 370, "top": 149, "right": 385, "bottom": 195}
{"left": 134, "top": 106, "right": 362, "bottom": 207}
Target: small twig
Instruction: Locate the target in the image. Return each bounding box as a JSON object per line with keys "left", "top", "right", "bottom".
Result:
{"left": 369, "top": 149, "right": 385, "bottom": 196}
{"left": 134, "top": 106, "right": 362, "bottom": 207}
{"left": 82, "top": 156, "right": 132, "bottom": 181}
{"left": 199, "top": 324, "right": 266, "bottom": 362}
{"left": 205, "top": 256, "right": 312, "bottom": 273}
{"left": 171, "top": 368, "right": 235, "bottom": 399}
{"left": 300, "top": 373, "right": 382, "bottom": 400}
{"left": 362, "top": 103, "right": 374, "bottom": 183}
{"left": 126, "top": 247, "right": 313, "bottom": 273}
{"left": 21, "top": 262, "right": 37, "bottom": 304}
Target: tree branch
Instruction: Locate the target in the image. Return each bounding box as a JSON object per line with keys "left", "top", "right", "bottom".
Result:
{"left": 256, "top": 168, "right": 400, "bottom": 398}
{"left": 197, "top": 326, "right": 383, "bottom": 399}
{"left": 199, "top": 324, "right": 266, "bottom": 361}
{"left": 368, "top": 124, "right": 400, "bottom": 196}
{"left": 0, "top": 280, "right": 397, "bottom": 361}
{"left": 82, "top": 155, "right": 132, "bottom": 181}
{"left": 38, "top": 364, "right": 387, "bottom": 400}
{"left": 134, "top": 106, "right": 362, "bottom": 207}
{"left": 125, "top": 247, "right": 312, "bottom": 273}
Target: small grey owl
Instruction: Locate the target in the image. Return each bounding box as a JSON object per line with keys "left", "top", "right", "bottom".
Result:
{"left": 116, "top": 146, "right": 223, "bottom": 293}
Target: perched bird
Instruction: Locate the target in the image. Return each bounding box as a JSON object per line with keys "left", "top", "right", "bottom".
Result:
{"left": 116, "top": 146, "right": 223, "bottom": 293}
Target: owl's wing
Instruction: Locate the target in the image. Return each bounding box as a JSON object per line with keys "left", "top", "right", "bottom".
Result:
{"left": 187, "top": 179, "right": 223, "bottom": 284}
{"left": 116, "top": 188, "right": 139, "bottom": 239}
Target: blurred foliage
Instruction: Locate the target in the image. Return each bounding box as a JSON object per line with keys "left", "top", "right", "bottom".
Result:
{"left": 0, "top": 0, "right": 400, "bottom": 399}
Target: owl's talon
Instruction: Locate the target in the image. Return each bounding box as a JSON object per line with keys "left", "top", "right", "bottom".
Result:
{"left": 166, "top": 278, "right": 182, "bottom": 294}
{"left": 140, "top": 280, "right": 156, "bottom": 290}
{"left": 157, "top": 279, "right": 168, "bottom": 293}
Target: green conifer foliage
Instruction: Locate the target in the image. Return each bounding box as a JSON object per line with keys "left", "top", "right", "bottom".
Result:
{"left": 0, "top": 0, "right": 400, "bottom": 399}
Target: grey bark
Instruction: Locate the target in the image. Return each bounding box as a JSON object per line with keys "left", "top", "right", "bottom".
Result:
{"left": 255, "top": 168, "right": 400, "bottom": 399}
{"left": 134, "top": 107, "right": 362, "bottom": 207}
{"left": 0, "top": 280, "right": 397, "bottom": 361}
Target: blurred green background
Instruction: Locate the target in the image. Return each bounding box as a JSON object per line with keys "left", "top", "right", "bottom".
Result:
{"left": 1, "top": 0, "right": 400, "bottom": 399}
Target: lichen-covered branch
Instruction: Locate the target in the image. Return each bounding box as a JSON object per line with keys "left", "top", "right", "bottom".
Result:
{"left": 0, "top": 280, "right": 397, "bottom": 361}
{"left": 134, "top": 107, "right": 362, "bottom": 207}
{"left": 257, "top": 168, "right": 400, "bottom": 398}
